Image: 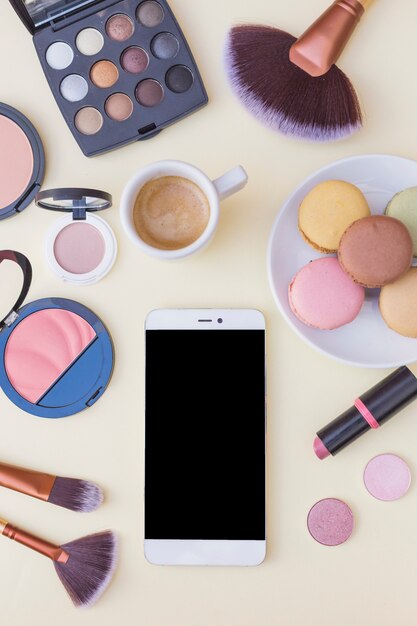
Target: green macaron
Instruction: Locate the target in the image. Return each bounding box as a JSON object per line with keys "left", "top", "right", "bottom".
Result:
{"left": 386, "top": 187, "right": 417, "bottom": 256}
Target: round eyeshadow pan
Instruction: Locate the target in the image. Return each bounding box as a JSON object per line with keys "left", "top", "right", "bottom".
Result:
{"left": 75, "top": 107, "right": 103, "bottom": 135}
{"left": 0, "top": 116, "right": 34, "bottom": 210}
{"left": 307, "top": 498, "right": 354, "bottom": 546}
{"left": 60, "top": 74, "right": 88, "bottom": 102}
{"left": 121, "top": 46, "right": 149, "bottom": 74}
{"left": 46, "top": 41, "right": 74, "bottom": 70}
{"left": 151, "top": 32, "right": 179, "bottom": 60}
{"left": 90, "top": 61, "right": 119, "bottom": 89}
{"left": 76, "top": 28, "right": 104, "bottom": 56}
{"left": 54, "top": 223, "right": 106, "bottom": 275}
{"left": 166, "top": 65, "right": 194, "bottom": 93}
{"left": 136, "top": 1, "right": 164, "bottom": 27}
{"left": 105, "top": 93, "right": 133, "bottom": 121}
{"left": 364, "top": 453, "right": 411, "bottom": 501}
{"left": 135, "top": 79, "right": 164, "bottom": 107}
{"left": 106, "top": 14, "right": 134, "bottom": 42}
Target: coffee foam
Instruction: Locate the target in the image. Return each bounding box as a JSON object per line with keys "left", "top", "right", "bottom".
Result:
{"left": 133, "top": 176, "right": 210, "bottom": 250}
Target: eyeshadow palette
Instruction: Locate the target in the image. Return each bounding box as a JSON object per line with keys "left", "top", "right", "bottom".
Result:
{"left": 9, "top": 0, "right": 208, "bottom": 156}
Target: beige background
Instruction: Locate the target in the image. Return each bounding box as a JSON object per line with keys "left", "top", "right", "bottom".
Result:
{"left": 1, "top": 0, "right": 417, "bottom": 624}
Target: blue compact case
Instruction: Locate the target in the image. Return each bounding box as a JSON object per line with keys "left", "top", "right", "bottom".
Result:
{"left": 0, "top": 250, "right": 114, "bottom": 418}
{"left": 9, "top": 0, "right": 208, "bottom": 156}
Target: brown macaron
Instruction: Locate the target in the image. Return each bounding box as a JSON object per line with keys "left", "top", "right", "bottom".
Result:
{"left": 338, "top": 215, "right": 413, "bottom": 288}
{"left": 380, "top": 268, "right": 417, "bottom": 337}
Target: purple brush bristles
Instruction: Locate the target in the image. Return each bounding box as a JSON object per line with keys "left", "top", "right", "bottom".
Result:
{"left": 225, "top": 25, "right": 362, "bottom": 142}
{"left": 48, "top": 478, "right": 104, "bottom": 512}
{"left": 54, "top": 530, "right": 117, "bottom": 608}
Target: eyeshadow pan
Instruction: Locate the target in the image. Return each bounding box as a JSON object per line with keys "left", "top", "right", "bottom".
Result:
{"left": 76, "top": 28, "right": 104, "bottom": 56}
{"left": 0, "top": 115, "right": 34, "bottom": 210}
{"left": 90, "top": 61, "right": 119, "bottom": 88}
{"left": 105, "top": 93, "right": 133, "bottom": 121}
{"left": 46, "top": 41, "right": 74, "bottom": 69}
{"left": 307, "top": 498, "right": 354, "bottom": 546}
{"left": 121, "top": 47, "right": 149, "bottom": 74}
{"left": 151, "top": 32, "right": 179, "bottom": 60}
{"left": 54, "top": 222, "right": 106, "bottom": 274}
{"left": 106, "top": 14, "right": 134, "bottom": 41}
{"left": 75, "top": 107, "right": 103, "bottom": 135}
{"left": 166, "top": 65, "right": 194, "bottom": 93}
{"left": 137, "top": 1, "right": 164, "bottom": 27}
{"left": 60, "top": 74, "right": 88, "bottom": 102}
{"left": 364, "top": 454, "right": 411, "bottom": 501}
{"left": 135, "top": 79, "right": 164, "bottom": 107}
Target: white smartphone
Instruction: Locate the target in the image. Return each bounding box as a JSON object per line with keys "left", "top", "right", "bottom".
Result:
{"left": 144, "top": 309, "right": 266, "bottom": 566}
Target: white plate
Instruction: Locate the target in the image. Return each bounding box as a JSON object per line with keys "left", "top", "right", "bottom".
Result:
{"left": 267, "top": 154, "right": 417, "bottom": 368}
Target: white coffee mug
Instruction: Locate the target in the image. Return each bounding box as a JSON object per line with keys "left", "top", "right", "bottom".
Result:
{"left": 120, "top": 160, "right": 248, "bottom": 260}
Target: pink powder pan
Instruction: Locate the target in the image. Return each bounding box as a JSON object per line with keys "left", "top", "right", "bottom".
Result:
{"left": 0, "top": 103, "right": 44, "bottom": 220}
{"left": 36, "top": 188, "right": 117, "bottom": 285}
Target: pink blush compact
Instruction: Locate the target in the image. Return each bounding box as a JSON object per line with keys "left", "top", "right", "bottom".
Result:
{"left": 36, "top": 188, "right": 117, "bottom": 285}
{"left": 0, "top": 250, "right": 114, "bottom": 418}
{"left": 5, "top": 309, "right": 96, "bottom": 403}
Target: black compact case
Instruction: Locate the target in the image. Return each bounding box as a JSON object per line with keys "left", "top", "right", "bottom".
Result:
{"left": 10, "top": 0, "right": 208, "bottom": 156}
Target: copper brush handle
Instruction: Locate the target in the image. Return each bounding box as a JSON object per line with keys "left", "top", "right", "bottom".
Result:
{"left": 0, "top": 519, "right": 69, "bottom": 563}
{"left": 289, "top": 0, "right": 372, "bottom": 77}
{"left": 0, "top": 462, "right": 56, "bottom": 502}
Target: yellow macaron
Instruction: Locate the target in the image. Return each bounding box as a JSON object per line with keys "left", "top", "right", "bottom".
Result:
{"left": 298, "top": 180, "right": 371, "bottom": 253}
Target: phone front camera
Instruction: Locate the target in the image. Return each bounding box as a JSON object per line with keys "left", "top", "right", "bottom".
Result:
{"left": 217, "top": 318, "right": 223, "bottom": 324}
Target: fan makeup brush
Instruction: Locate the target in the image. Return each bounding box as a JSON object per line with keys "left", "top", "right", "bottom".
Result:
{"left": 225, "top": 0, "right": 372, "bottom": 141}
{"left": 0, "top": 462, "right": 103, "bottom": 512}
{"left": 0, "top": 518, "right": 117, "bottom": 608}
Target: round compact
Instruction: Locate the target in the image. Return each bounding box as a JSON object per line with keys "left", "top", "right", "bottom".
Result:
{"left": 36, "top": 188, "right": 117, "bottom": 285}
{"left": 0, "top": 251, "right": 114, "bottom": 418}
{"left": 0, "top": 103, "right": 45, "bottom": 220}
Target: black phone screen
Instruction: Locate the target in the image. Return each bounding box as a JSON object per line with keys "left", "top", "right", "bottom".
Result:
{"left": 145, "top": 329, "right": 265, "bottom": 540}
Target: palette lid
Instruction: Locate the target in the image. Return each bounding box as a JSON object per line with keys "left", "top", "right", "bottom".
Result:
{"left": 36, "top": 188, "right": 112, "bottom": 220}
{"left": 9, "top": 0, "right": 100, "bottom": 33}
{"left": 0, "top": 251, "right": 32, "bottom": 329}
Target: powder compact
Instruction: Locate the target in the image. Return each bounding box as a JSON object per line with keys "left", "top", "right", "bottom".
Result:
{"left": 9, "top": 0, "right": 208, "bottom": 156}
{"left": 0, "top": 250, "right": 114, "bottom": 418}
{"left": 36, "top": 187, "right": 117, "bottom": 284}
{"left": 0, "top": 103, "right": 45, "bottom": 220}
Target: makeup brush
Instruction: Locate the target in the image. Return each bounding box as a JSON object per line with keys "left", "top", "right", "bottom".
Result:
{"left": 225, "top": 0, "right": 372, "bottom": 141}
{"left": 0, "top": 462, "right": 103, "bottom": 512}
{"left": 0, "top": 518, "right": 117, "bottom": 608}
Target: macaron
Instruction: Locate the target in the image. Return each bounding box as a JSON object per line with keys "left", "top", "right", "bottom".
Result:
{"left": 288, "top": 257, "right": 365, "bottom": 330}
{"left": 380, "top": 268, "right": 417, "bottom": 337}
{"left": 385, "top": 187, "right": 417, "bottom": 256}
{"left": 338, "top": 215, "right": 413, "bottom": 288}
{"left": 298, "top": 180, "right": 370, "bottom": 253}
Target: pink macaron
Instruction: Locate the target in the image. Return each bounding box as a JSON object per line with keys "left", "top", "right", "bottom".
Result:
{"left": 289, "top": 257, "right": 365, "bottom": 330}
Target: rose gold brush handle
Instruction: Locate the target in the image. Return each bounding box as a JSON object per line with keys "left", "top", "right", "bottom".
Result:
{"left": 0, "top": 462, "right": 56, "bottom": 501}
{"left": 289, "top": 0, "right": 372, "bottom": 77}
{"left": 0, "top": 519, "right": 69, "bottom": 563}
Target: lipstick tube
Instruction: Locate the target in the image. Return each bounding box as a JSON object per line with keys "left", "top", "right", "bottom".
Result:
{"left": 314, "top": 366, "right": 417, "bottom": 459}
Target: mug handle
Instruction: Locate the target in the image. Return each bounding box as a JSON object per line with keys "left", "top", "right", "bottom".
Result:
{"left": 212, "top": 166, "right": 248, "bottom": 202}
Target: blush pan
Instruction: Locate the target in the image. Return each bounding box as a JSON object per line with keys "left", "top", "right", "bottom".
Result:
{"left": 36, "top": 188, "right": 117, "bottom": 285}
{"left": 0, "top": 103, "right": 44, "bottom": 220}
{"left": 9, "top": 0, "right": 208, "bottom": 157}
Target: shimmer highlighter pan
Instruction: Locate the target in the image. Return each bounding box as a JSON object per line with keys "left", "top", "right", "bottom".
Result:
{"left": 0, "top": 103, "right": 44, "bottom": 220}
{"left": 36, "top": 188, "right": 117, "bottom": 285}
{"left": 9, "top": 0, "right": 208, "bottom": 156}
{"left": 0, "top": 250, "right": 114, "bottom": 418}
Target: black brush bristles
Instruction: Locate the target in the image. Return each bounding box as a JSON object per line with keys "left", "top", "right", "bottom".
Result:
{"left": 54, "top": 531, "right": 117, "bottom": 608}
{"left": 225, "top": 25, "right": 362, "bottom": 142}
{"left": 48, "top": 478, "right": 104, "bottom": 512}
